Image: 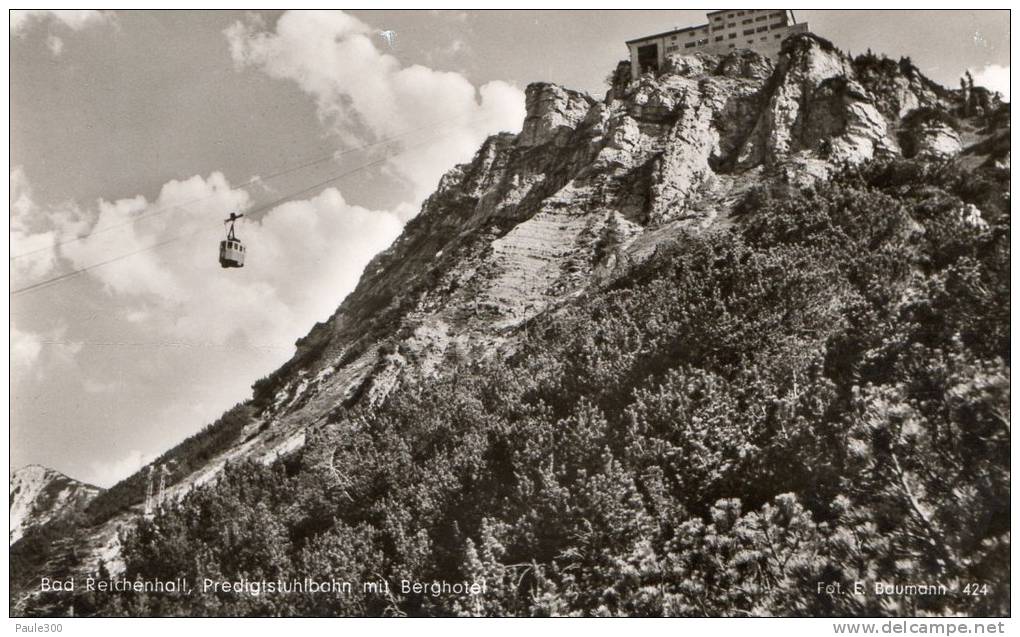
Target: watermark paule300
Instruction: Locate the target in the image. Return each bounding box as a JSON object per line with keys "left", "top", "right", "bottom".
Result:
{"left": 13, "top": 624, "right": 64, "bottom": 634}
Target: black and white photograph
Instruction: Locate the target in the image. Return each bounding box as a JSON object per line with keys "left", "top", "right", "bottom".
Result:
{"left": 7, "top": 6, "right": 1012, "bottom": 627}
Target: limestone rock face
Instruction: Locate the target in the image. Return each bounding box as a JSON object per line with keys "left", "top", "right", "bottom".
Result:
{"left": 737, "top": 36, "right": 912, "bottom": 170}
{"left": 852, "top": 56, "right": 945, "bottom": 120}
{"left": 519, "top": 83, "right": 595, "bottom": 147}
{"left": 911, "top": 122, "right": 963, "bottom": 158}
{"left": 715, "top": 49, "right": 774, "bottom": 81}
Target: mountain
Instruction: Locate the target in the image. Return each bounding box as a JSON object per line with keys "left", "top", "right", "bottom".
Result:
{"left": 10, "top": 465, "right": 100, "bottom": 545}
{"left": 12, "top": 34, "right": 1009, "bottom": 617}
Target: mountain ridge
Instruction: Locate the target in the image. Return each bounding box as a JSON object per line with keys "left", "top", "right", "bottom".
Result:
{"left": 10, "top": 464, "right": 101, "bottom": 546}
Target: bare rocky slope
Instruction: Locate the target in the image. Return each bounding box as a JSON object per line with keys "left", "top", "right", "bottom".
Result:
{"left": 10, "top": 465, "right": 100, "bottom": 545}
{"left": 11, "top": 33, "right": 1009, "bottom": 614}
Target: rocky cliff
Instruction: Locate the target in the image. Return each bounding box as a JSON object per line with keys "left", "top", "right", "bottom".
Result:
{"left": 240, "top": 33, "right": 1001, "bottom": 435}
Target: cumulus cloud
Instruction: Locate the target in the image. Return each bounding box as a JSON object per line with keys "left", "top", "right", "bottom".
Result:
{"left": 13, "top": 166, "right": 399, "bottom": 485}
{"left": 12, "top": 10, "right": 114, "bottom": 57}
{"left": 14, "top": 10, "right": 526, "bottom": 484}
{"left": 11, "top": 10, "right": 113, "bottom": 35}
{"left": 224, "top": 10, "right": 525, "bottom": 200}
{"left": 11, "top": 167, "right": 87, "bottom": 282}
{"left": 970, "top": 64, "right": 1010, "bottom": 102}
{"left": 12, "top": 168, "right": 403, "bottom": 360}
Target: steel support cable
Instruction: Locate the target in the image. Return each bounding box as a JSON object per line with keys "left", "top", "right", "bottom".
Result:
{"left": 11, "top": 126, "right": 473, "bottom": 297}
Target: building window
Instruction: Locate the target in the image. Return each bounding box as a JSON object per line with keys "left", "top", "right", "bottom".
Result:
{"left": 775, "top": 34, "right": 782, "bottom": 39}
{"left": 756, "top": 26, "right": 768, "bottom": 33}
{"left": 684, "top": 42, "right": 696, "bottom": 48}
{"left": 727, "top": 12, "right": 734, "bottom": 18}
{"left": 728, "top": 22, "right": 736, "bottom": 28}
{"left": 715, "top": 35, "right": 724, "bottom": 42}
{"left": 729, "top": 32, "right": 736, "bottom": 39}
{"left": 761, "top": 37, "right": 767, "bottom": 41}
{"left": 736, "top": 11, "right": 744, "bottom": 16}
{"left": 756, "top": 15, "right": 767, "bottom": 21}
{"left": 771, "top": 11, "right": 786, "bottom": 19}
{"left": 743, "top": 28, "right": 754, "bottom": 35}
{"left": 742, "top": 19, "right": 752, "bottom": 24}
{"left": 729, "top": 43, "right": 735, "bottom": 48}
{"left": 747, "top": 40, "right": 753, "bottom": 44}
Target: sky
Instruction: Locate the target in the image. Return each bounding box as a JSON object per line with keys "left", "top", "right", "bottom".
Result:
{"left": 9, "top": 9, "right": 1010, "bottom": 487}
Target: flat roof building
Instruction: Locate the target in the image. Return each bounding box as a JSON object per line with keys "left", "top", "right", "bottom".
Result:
{"left": 626, "top": 10, "right": 809, "bottom": 78}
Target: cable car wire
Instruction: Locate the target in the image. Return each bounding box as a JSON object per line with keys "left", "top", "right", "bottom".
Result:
{"left": 11, "top": 127, "right": 469, "bottom": 297}
{"left": 35, "top": 339, "right": 290, "bottom": 353}
{"left": 11, "top": 114, "right": 492, "bottom": 261}
{"left": 11, "top": 235, "right": 188, "bottom": 297}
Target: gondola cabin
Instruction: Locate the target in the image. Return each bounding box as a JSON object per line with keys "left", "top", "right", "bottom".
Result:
{"left": 219, "top": 239, "right": 245, "bottom": 268}
{"left": 219, "top": 212, "right": 245, "bottom": 268}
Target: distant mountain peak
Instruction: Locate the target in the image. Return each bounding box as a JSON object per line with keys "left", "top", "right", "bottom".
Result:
{"left": 10, "top": 464, "right": 101, "bottom": 545}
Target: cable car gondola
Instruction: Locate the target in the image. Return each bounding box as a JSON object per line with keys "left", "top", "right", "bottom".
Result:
{"left": 219, "top": 212, "right": 245, "bottom": 268}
